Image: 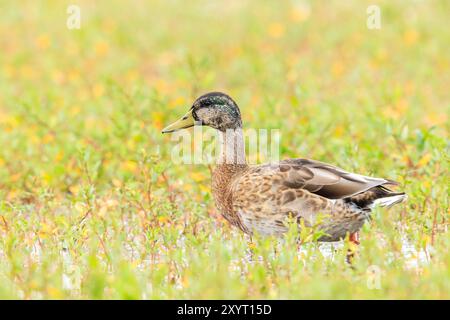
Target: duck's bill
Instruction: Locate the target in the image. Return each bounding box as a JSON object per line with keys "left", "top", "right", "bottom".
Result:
{"left": 161, "top": 110, "right": 195, "bottom": 133}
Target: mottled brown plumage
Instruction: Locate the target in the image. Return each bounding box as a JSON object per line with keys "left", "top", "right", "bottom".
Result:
{"left": 214, "top": 159, "right": 404, "bottom": 241}
{"left": 163, "top": 92, "right": 406, "bottom": 242}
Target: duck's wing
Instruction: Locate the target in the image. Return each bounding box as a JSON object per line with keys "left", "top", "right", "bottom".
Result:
{"left": 231, "top": 158, "right": 402, "bottom": 237}
{"left": 259, "top": 158, "right": 398, "bottom": 200}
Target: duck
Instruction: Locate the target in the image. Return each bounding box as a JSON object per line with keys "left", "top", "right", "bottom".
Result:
{"left": 162, "top": 92, "right": 406, "bottom": 244}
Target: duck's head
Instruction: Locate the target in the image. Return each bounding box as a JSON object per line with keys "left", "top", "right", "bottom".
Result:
{"left": 162, "top": 92, "right": 242, "bottom": 133}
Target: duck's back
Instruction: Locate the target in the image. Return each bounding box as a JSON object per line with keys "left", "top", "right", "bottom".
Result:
{"left": 229, "top": 158, "right": 405, "bottom": 239}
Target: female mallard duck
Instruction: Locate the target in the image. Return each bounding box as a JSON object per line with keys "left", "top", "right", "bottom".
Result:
{"left": 162, "top": 92, "right": 406, "bottom": 244}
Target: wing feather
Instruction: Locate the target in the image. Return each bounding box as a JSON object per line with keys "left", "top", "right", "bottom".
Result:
{"left": 261, "top": 158, "right": 395, "bottom": 199}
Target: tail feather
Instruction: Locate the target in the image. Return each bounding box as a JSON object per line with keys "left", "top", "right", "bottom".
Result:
{"left": 370, "top": 193, "right": 407, "bottom": 208}
{"left": 346, "top": 185, "right": 406, "bottom": 210}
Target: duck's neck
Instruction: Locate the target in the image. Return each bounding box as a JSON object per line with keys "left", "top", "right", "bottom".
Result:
{"left": 211, "top": 129, "right": 248, "bottom": 224}
{"left": 216, "top": 128, "right": 248, "bottom": 168}
{"left": 212, "top": 128, "right": 248, "bottom": 204}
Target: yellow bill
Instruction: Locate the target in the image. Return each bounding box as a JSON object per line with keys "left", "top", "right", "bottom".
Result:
{"left": 161, "top": 109, "right": 195, "bottom": 133}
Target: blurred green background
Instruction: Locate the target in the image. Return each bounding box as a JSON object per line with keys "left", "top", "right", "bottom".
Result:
{"left": 0, "top": 0, "right": 448, "bottom": 299}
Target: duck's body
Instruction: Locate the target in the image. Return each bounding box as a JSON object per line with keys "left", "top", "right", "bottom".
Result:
{"left": 163, "top": 92, "right": 406, "bottom": 242}
{"left": 212, "top": 159, "right": 404, "bottom": 241}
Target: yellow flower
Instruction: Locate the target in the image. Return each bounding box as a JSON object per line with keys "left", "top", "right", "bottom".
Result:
{"left": 181, "top": 276, "right": 189, "bottom": 288}
{"left": 268, "top": 23, "right": 285, "bottom": 38}
{"left": 333, "top": 125, "right": 345, "bottom": 137}
{"left": 94, "top": 41, "right": 109, "bottom": 57}
{"left": 3, "top": 65, "right": 15, "bottom": 79}
{"left": 42, "top": 134, "right": 55, "bottom": 144}
{"left": 121, "top": 160, "right": 137, "bottom": 172}
{"left": 35, "top": 34, "right": 50, "bottom": 50}
{"left": 199, "top": 184, "right": 209, "bottom": 193}
{"left": 20, "top": 65, "right": 36, "bottom": 79}
{"left": 42, "top": 172, "right": 53, "bottom": 184}
{"left": 190, "top": 171, "right": 206, "bottom": 182}
{"left": 424, "top": 112, "right": 447, "bottom": 126}
{"left": 348, "top": 240, "right": 359, "bottom": 253}
{"left": 417, "top": 153, "right": 432, "bottom": 168}
{"left": 401, "top": 154, "right": 412, "bottom": 166}
{"left": 383, "top": 105, "right": 400, "bottom": 120}
{"left": 46, "top": 286, "right": 63, "bottom": 299}
{"left": 158, "top": 216, "right": 169, "bottom": 224}
{"left": 68, "top": 69, "right": 81, "bottom": 83}
{"left": 10, "top": 173, "right": 22, "bottom": 182}
{"left": 69, "top": 185, "right": 80, "bottom": 195}
{"left": 7, "top": 189, "right": 18, "bottom": 200}
{"left": 154, "top": 79, "right": 170, "bottom": 94}
{"left": 287, "top": 69, "right": 298, "bottom": 82}
{"left": 125, "top": 70, "right": 138, "bottom": 84}
{"left": 169, "top": 96, "right": 187, "bottom": 109}
{"left": 29, "top": 280, "right": 39, "bottom": 290}
{"left": 112, "top": 178, "right": 122, "bottom": 187}
{"left": 403, "top": 30, "right": 419, "bottom": 46}
{"left": 93, "top": 83, "right": 105, "bottom": 98}
{"left": 54, "top": 151, "right": 64, "bottom": 162}
{"left": 394, "top": 99, "right": 408, "bottom": 114}
{"left": 40, "top": 222, "right": 52, "bottom": 233}
{"left": 126, "top": 139, "right": 136, "bottom": 151}
{"left": 374, "top": 48, "right": 388, "bottom": 65}
{"left": 70, "top": 105, "right": 81, "bottom": 116}
{"left": 152, "top": 111, "right": 164, "bottom": 130}
{"left": 39, "top": 222, "right": 57, "bottom": 238}
{"left": 331, "top": 61, "right": 345, "bottom": 77}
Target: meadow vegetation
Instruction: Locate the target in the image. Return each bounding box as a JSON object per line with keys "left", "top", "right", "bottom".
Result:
{"left": 0, "top": 0, "right": 448, "bottom": 299}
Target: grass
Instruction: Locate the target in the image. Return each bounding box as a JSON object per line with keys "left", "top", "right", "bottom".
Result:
{"left": 0, "top": 0, "right": 448, "bottom": 299}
